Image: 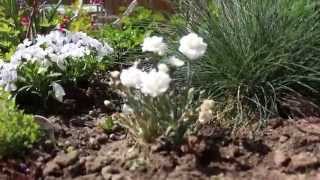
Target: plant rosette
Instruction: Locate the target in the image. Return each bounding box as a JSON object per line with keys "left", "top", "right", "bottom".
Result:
{"left": 0, "top": 30, "right": 113, "bottom": 105}
{"left": 111, "top": 33, "right": 208, "bottom": 144}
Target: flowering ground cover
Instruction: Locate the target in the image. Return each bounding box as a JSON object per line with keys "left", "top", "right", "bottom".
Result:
{"left": 1, "top": 0, "right": 320, "bottom": 179}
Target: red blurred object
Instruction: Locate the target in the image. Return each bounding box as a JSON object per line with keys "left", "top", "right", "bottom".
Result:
{"left": 58, "top": 15, "right": 71, "bottom": 31}
{"left": 20, "top": 16, "right": 30, "bottom": 28}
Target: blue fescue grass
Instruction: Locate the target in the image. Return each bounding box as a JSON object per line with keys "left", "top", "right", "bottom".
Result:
{"left": 172, "top": 0, "right": 320, "bottom": 128}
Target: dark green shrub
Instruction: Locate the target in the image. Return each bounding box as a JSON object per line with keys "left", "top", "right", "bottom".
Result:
{"left": 0, "top": 90, "right": 40, "bottom": 157}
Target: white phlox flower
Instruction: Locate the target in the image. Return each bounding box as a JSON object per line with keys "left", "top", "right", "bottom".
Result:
{"left": 0, "top": 62, "right": 18, "bottom": 92}
{"left": 1, "top": 30, "right": 113, "bottom": 91}
{"left": 51, "top": 82, "right": 66, "bottom": 102}
{"left": 11, "top": 30, "right": 113, "bottom": 67}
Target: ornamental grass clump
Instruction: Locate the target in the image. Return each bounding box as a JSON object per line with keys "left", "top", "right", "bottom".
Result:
{"left": 113, "top": 33, "right": 207, "bottom": 144}
{"left": 0, "top": 30, "right": 113, "bottom": 107}
{"left": 0, "top": 89, "right": 40, "bottom": 157}
{"left": 172, "top": 0, "right": 320, "bottom": 127}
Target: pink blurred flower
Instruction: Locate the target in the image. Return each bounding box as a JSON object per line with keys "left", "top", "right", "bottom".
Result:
{"left": 89, "top": 0, "right": 104, "bottom": 5}
{"left": 20, "top": 16, "right": 30, "bottom": 28}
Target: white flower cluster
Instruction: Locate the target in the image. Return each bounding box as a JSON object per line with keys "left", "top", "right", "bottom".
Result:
{"left": 120, "top": 32, "right": 206, "bottom": 99}
{"left": 0, "top": 63, "right": 18, "bottom": 92}
{"left": 141, "top": 33, "right": 207, "bottom": 67}
{"left": 120, "top": 64, "right": 171, "bottom": 97}
{"left": 0, "top": 30, "right": 113, "bottom": 102}
{"left": 11, "top": 30, "right": 113, "bottom": 68}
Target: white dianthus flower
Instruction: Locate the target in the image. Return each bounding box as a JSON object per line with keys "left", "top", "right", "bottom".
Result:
{"left": 168, "top": 56, "right": 185, "bottom": 67}
{"left": 179, "top": 33, "right": 207, "bottom": 60}
{"left": 157, "top": 63, "right": 169, "bottom": 73}
{"left": 122, "top": 104, "right": 134, "bottom": 115}
{"left": 140, "top": 69, "right": 171, "bottom": 97}
{"left": 120, "top": 65, "right": 146, "bottom": 89}
{"left": 141, "top": 36, "right": 168, "bottom": 56}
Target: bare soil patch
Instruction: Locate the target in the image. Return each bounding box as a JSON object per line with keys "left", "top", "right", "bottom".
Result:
{"left": 2, "top": 114, "right": 320, "bottom": 180}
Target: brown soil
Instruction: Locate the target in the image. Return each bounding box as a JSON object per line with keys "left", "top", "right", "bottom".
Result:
{"left": 2, "top": 73, "right": 320, "bottom": 180}
{"left": 2, "top": 113, "right": 320, "bottom": 180}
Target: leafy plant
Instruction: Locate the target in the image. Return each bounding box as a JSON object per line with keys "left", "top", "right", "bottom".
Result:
{"left": 99, "top": 116, "right": 116, "bottom": 133}
{"left": 0, "top": 89, "right": 40, "bottom": 157}
{"left": 0, "top": 6, "right": 22, "bottom": 60}
{"left": 173, "top": 0, "right": 320, "bottom": 127}
{"left": 114, "top": 34, "right": 208, "bottom": 144}
{"left": 68, "top": 11, "right": 92, "bottom": 33}
{"left": 20, "top": 0, "right": 63, "bottom": 39}
{"left": 92, "top": 6, "right": 166, "bottom": 63}
{"left": 118, "top": 87, "right": 201, "bottom": 144}
{"left": 0, "top": 0, "right": 19, "bottom": 25}
{"left": 16, "top": 62, "right": 62, "bottom": 105}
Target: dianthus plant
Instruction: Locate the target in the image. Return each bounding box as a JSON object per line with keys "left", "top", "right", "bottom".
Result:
{"left": 0, "top": 30, "right": 113, "bottom": 107}
{"left": 113, "top": 33, "right": 207, "bottom": 144}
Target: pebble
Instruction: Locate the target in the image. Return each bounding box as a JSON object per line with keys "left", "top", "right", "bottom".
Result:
{"left": 43, "top": 161, "right": 61, "bottom": 176}
{"left": 96, "top": 134, "right": 109, "bottom": 144}
{"left": 290, "top": 152, "right": 319, "bottom": 170}
{"left": 104, "top": 100, "right": 112, "bottom": 107}
{"left": 279, "top": 135, "right": 289, "bottom": 143}
{"left": 89, "top": 137, "right": 100, "bottom": 150}
{"left": 109, "top": 134, "right": 117, "bottom": 140}
{"left": 75, "top": 173, "right": 103, "bottom": 180}
{"left": 65, "top": 140, "right": 71, "bottom": 146}
{"left": 54, "top": 150, "right": 79, "bottom": 167}
{"left": 67, "top": 162, "right": 83, "bottom": 178}
{"left": 273, "top": 150, "right": 290, "bottom": 167}
{"left": 101, "top": 166, "right": 123, "bottom": 180}
{"left": 86, "top": 155, "right": 113, "bottom": 173}
{"left": 112, "top": 174, "right": 127, "bottom": 180}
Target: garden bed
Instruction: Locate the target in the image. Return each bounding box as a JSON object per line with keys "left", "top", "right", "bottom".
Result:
{"left": 1, "top": 0, "right": 320, "bottom": 180}
{"left": 1, "top": 112, "right": 320, "bottom": 180}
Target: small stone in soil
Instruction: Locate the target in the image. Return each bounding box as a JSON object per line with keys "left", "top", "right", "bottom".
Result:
{"left": 74, "top": 173, "right": 103, "bottom": 180}
{"left": 279, "top": 135, "right": 289, "bottom": 143}
{"left": 109, "top": 134, "right": 117, "bottom": 140}
{"left": 43, "top": 161, "right": 61, "bottom": 176}
{"left": 89, "top": 137, "right": 101, "bottom": 150}
{"left": 101, "top": 166, "right": 120, "bottom": 175}
{"left": 101, "top": 166, "right": 128, "bottom": 180}
{"left": 54, "top": 150, "right": 79, "bottom": 167}
{"left": 273, "top": 150, "right": 290, "bottom": 167}
{"left": 290, "top": 152, "right": 319, "bottom": 170}
{"left": 113, "top": 174, "right": 128, "bottom": 180}
{"left": 67, "top": 162, "right": 84, "bottom": 178}
{"left": 96, "top": 134, "right": 108, "bottom": 144}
